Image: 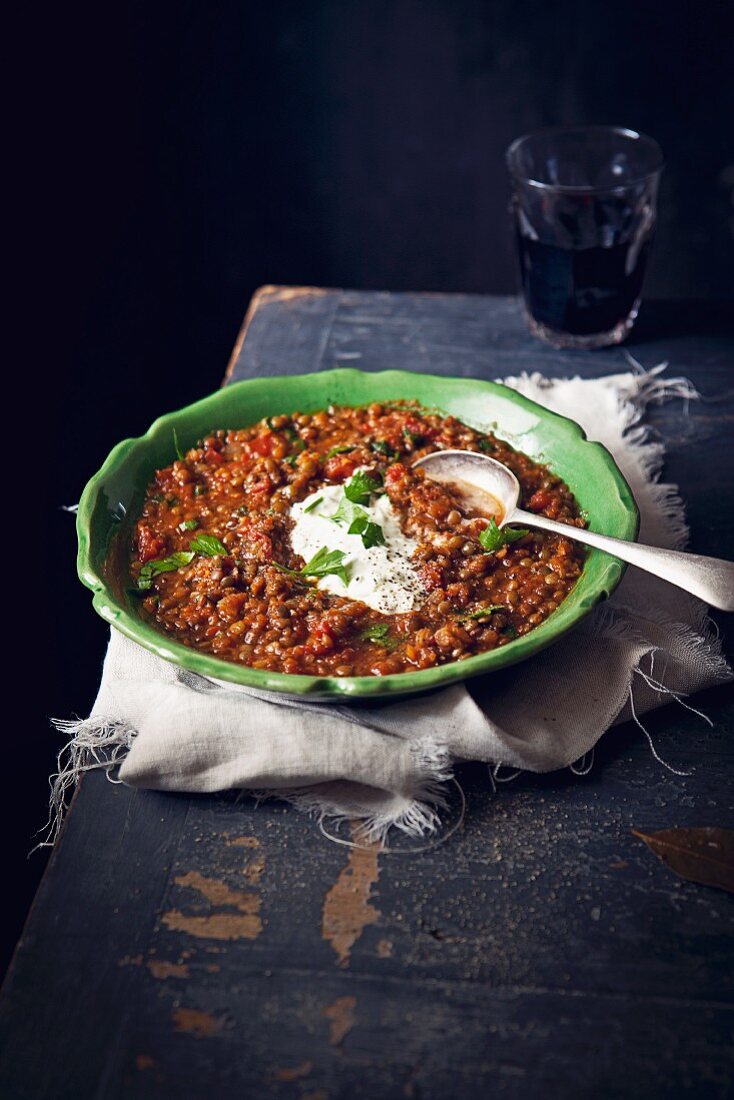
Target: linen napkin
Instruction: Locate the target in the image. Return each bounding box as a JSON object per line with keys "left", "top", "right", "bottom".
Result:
{"left": 52, "top": 364, "right": 732, "bottom": 841}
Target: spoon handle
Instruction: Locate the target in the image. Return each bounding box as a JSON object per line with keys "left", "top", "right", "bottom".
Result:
{"left": 512, "top": 508, "right": 734, "bottom": 612}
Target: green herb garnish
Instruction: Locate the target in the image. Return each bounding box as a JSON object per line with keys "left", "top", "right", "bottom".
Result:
{"left": 456, "top": 604, "right": 505, "bottom": 621}
{"left": 356, "top": 516, "right": 385, "bottom": 547}
{"left": 477, "top": 438, "right": 495, "bottom": 453}
{"left": 502, "top": 624, "right": 518, "bottom": 640}
{"left": 300, "top": 547, "right": 350, "bottom": 585}
{"left": 329, "top": 496, "right": 364, "bottom": 528}
{"left": 166, "top": 496, "right": 180, "bottom": 508}
{"left": 478, "top": 518, "right": 529, "bottom": 553}
{"left": 303, "top": 496, "right": 323, "bottom": 513}
{"left": 329, "top": 495, "right": 385, "bottom": 548}
{"left": 371, "top": 439, "right": 398, "bottom": 458}
{"left": 194, "top": 484, "right": 207, "bottom": 497}
{"left": 325, "top": 444, "right": 355, "bottom": 458}
{"left": 151, "top": 493, "right": 165, "bottom": 504}
{"left": 234, "top": 504, "right": 249, "bottom": 516}
{"left": 344, "top": 470, "right": 382, "bottom": 505}
{"left": 173, "top": 429, "right": 185, "bottom": 461}
{"left": 403, "top": 428, "right": 424, "bottom": 446}
{"left": 189, "top": 534, "right": 228, "bottom": 556}
{"left": 360, "top": 623, "right": 397, "bottom": 648}
{"left": 273, "top": 547, "right": 350, "bottom": 586}
{"left": 351, "top": 515, "right": 385, "bottom": 548}
{"left": 138, "top": 551, "right": 195, "bottom": 590}
{"left": 179, "top": 519, "right": 199, "bottom": 532}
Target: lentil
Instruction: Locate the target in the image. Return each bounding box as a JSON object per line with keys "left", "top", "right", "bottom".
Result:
{"left": 131, "top": 402, "right": 585, "bottom": 676}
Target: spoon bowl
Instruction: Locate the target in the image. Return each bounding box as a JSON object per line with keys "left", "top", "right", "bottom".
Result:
{"left": 414, "top": 448, "right": 734, "bottom": 612}
{"left": 413, "top": 450, "right": 521, "bottom": 523}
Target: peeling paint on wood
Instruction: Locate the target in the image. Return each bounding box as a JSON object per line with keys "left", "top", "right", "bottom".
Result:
{"left": 161, "top": 909, "right": 262, "bottom": 941}
{"left": 117, "top": 954, "right": 143, "bottom": 968}
{"left": 260, "top": 284, "right": 328, "bottom": 304}
{"left": 272, "top": 1060, "right": 313, "bottom": 1081}
{"left": 174, "top": 870, "right": 260, "bottom": 911}
{"left": 225, "top": 835, "right": 261, "bottom": 848}
{"left": 323, "top": 995, "right": 356, "bottom": 1046}
{"left": 147, "top": 959, "right": 190, "bottom": 979}
{"left": 161, "top": 869, "right": 264, "bottom": 941}
{"left": 243, "top": 852, "right": 266, "bottom": 884}
{"left": 171, "top": 1008, "right": 222, "bottom": 1038}
{"left": 321, "top": 837, "right": 380, "bottom": 966}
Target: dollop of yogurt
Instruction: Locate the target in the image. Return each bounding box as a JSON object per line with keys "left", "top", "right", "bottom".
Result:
{"left": 290, "top": 483, "right": 424, "bottom": 613}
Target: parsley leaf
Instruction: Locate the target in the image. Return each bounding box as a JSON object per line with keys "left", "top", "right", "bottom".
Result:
{"left": 189, "top": 534, "right": 228, "bottom": 556}
{"left": 348, "top": 514, "right": 385, "bottom": 548}
{"left": 193, "top": 484, "right": 207, "bottom": 497}
{"left": 303, "top": 496, "right": 323, "bottom": 513}
{"left": 179, "top": 519, "right": 199, "bottom": 532}
{"left": 344, "top": 470, "right": 382, "bottom": 505}
{"left": 403, "top": 427, "right": 424, "bottom": 446}
{"left": 329, "top": 495, "right": 385, "bottom": 548}
{"left": 300, "top": 547, "right": 349, "bottom": 585}
{"left": 173, "top": 428, "right": 185, "bottom": 461}
{"left": 325, "top": 444, "right": 355, "bottom": 458}
{"left": 456, "top": 605, "right": 506, "bottom": 621}
{"left": 477, "top": 438, "right": 495, "bottom": 453}
{"left": 138, "top": 551, "right": 195, "bottom": 590}
{"left": 478, "top": 518, "right": 529, "bottom": 553}
{"left": 329, "top": 496, "right": 364, "bottom": 527}
{"left": 502, "top": 624, "right": 518, "bottom": 640}
{"left": 360, "top": 623, "right": 397, "bottom": 648}
{"left": 371, "top": 439, "right": 398, "bottom": 458}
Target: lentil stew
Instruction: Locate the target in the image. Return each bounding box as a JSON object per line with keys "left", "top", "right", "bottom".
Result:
{"left": 131, "top": 402, "right": 586, "bottom": 677}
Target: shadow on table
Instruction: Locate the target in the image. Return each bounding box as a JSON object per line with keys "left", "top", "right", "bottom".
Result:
{"left": 629, "top": 299, "right": 734, "bottom": 346}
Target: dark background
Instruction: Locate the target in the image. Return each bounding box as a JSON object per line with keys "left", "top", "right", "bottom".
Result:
{"left": 16, "top": 0, "right": 734, "bottom": 976}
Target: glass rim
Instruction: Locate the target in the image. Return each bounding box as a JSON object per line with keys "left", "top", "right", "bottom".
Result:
{"left": 506, "top": 125, "right": 665, "bottom": 193}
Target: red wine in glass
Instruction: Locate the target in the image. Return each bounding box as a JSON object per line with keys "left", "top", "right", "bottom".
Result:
{"left": 516, "top": 235, "right": 653, "bottom": 338}
{"left": 506, "top": 126, "right": 663, "bottom": 349}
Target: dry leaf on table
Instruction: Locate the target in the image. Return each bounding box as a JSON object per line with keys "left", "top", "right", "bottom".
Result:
{"left": 632, "top": 827, "right": 734, "bottom": 893}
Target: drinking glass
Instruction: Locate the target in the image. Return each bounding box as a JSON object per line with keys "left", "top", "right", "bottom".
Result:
{"left": 506, "top": 126, "right": 664, "bottom": 349}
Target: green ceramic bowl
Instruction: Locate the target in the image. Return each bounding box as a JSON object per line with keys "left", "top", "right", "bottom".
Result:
{"left": 77, "top": 369, "right": 639, "bottom": 700}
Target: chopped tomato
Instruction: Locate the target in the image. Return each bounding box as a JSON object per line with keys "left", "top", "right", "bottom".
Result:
{"left": 248, "top": 532, "right": 274, "bottom": 563}
{"left": 419, "top": 560, "right": 444, "bottom": 592}
{"left": 306, "top": 622, "right": 336, "bottom": 655}
{"left": 249, "top": 478, "right": 273, "bottom": 496}
{"left": 528, "top": 488, "right": 554, "bottom": 512}
{"left": 384, "top": 462, "right": 408, "bottom": 487}
{"left": 249, "top": 432, "right": 276, "bottom": 458}
{"left": 204, "top": 447, "right": 225, "bottom": 465}
{"left": 324, "top": 454, "right": 358, "bottom": 482}
{"left": 405, "top": 416, "right": 435, "bottom": 440}
{"left": 137, "top": 526, "right": 166, "bottom": 563}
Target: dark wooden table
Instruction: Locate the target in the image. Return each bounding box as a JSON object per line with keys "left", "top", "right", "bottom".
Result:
{"left": 3, "top": 289, "right": 733, "bottom": 1099}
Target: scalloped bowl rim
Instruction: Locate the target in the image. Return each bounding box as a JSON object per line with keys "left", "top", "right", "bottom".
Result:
{"left": 77, "top": 369, "right": 640, "bottom": 700}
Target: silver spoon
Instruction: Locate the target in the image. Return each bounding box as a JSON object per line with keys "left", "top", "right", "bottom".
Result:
{"left": 414, "top": 449, "right": 734, "bottom": 612}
